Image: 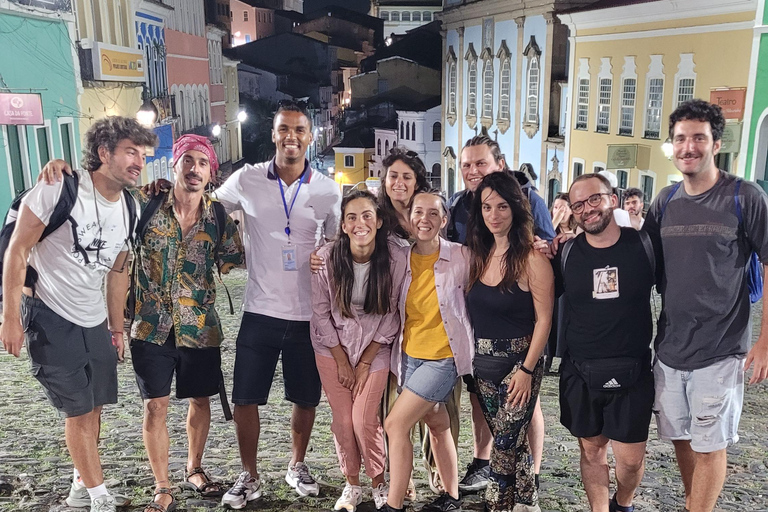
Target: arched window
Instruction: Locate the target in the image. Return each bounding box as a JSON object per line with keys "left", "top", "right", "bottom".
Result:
{"left": 377, "top": 138, "right": 381, "bottom": 155}
{"left": 402, "top": 11, "right": 410, "bottom": 22}
{"left": 391, "top": 11, "right": 400, "bottom": 22}
{"left": 482, "top": 58, "right": 494, "bottom": 119}
{"left": 400, "top": 121, "right": 404, "bottom": 138}
{"left": 432, "top": 122, "right": 441, "bottom": 141}
{"left": 467, "top": 58, "right": 477, "bottom": 118}
{"left": 385, "top": 140, "right": 390, "bottom": 154}
{"left": 499, "top": 57, "right": 511, "bottom": 120}
{"left": 405, "top": 122, "right": 410, "bottom": 140}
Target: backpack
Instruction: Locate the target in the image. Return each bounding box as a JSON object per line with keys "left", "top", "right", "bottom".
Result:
{"left": 0, "top": 172, "right": 137, "bottom": 303}
{"left": 659, "top": 179, "right": 763, "bottom": 303}
{"left": 125, "top": 191, "right": 233, "bottom": 320}
{"left": 560, "top": 229, "right": 656, "bottom": 280}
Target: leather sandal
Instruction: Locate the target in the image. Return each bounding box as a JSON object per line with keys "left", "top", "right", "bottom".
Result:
{"left": 181, "top": 467, "right": 225, "bottom": 497}
{"left": 143, "top": 488, "right": 176, "bottom": 512}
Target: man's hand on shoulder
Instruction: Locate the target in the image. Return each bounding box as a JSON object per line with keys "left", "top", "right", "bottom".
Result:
{"left": 38, "top": 159, "right": 73, "bottom": 184}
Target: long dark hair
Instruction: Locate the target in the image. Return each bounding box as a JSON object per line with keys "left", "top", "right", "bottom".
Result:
{"left": 329, "top": 189, "right": 393, "bottom": 318}
{"left": 551, "top": 192, "right": 577, "bottom": 234}
{"left": 379, "top": 146, "right": 430, "bottom": 239}
{"left": 466, "top": 172, "right": 534, "bottom": 292}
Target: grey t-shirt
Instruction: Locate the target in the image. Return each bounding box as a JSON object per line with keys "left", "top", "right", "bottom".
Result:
{"left": 644, "top": 171, "right": 768, "bottom": 370}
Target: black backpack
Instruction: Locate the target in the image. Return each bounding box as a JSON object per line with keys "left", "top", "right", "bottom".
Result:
{"left": 0, "top": 172, "right": 137, "bottom": 303}
{"left": 125, "top": 191, "right": 233, "bottom": 320}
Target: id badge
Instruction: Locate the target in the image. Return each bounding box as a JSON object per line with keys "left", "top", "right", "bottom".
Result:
{"left": 282, "top": 244, "right": 298, "bottom": 271}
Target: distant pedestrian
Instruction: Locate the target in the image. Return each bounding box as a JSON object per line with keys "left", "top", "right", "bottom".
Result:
{"left": 557, "top": 173, "right": 655, "bottom": 512}
{"left": 0, "top": 117, "right": 156, "bottom": 512}
{"left": 622, "top": 188, "right": 645, "bottom": 230}
{"left": 465, "top": 172, "right": 554, "bottom": 512}
{"left": 311, "top": 190, "right": 407, "bottom": 511}
{"left": 215, "top": 101, "right": 342, "bottom": 509}
{"left": 644, "top": 99, "right": 768, "bottom": 512}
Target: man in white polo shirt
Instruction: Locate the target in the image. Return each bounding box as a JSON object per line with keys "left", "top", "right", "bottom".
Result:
{"left": 217, "top": 101, "right": 342, "bottom": 509}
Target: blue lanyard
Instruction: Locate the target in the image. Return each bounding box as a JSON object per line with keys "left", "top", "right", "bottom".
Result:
{"left": 278, "top": 171, "right": 306, "bottom": 238}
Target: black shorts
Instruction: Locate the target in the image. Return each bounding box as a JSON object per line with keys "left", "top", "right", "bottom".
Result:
{"left": 130, "top": 331, "right": 222, "bottom": 400}
{"left": 232, "top": 312, "right": 320, "bottom": 407}
{"left": 559, "top": 358, "right": 654, "bottom": 444}
{"left": 22, "top": 295, "right": 118, "bottom": 417}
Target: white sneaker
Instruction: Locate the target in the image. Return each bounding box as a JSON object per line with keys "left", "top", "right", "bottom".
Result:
{"left": 372, "top": 482, "right": 389, "bottom": 510}
{"left": 334, "top": 483, "right": 362, "bottom": 512}
{"left": 65, "top": 482, "right": 131, "bottom": 508}
{"left": 90, "top": 495, "right": 116, "bottom": 512}
{"left": 221, "top": 471, "right": 262, "bottom": 510}
{"left": 285, "top": 462, "right": 319, "bottom": 497}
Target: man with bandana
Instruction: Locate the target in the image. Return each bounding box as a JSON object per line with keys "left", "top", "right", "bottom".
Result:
{"left": 128, "top": 134, "right": 245, "bottom": 512}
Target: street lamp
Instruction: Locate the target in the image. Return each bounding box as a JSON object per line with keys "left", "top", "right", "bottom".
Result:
{"left": 137, "top": 88, "right": 158, "bottom": 127}
{"left": 237, "top": 110, "right": 247, "bottom": 123}
{"left": 212, "top": 124, "right": 222, "bottom": 137}
{"left": 661, "top": 138, "right": 673, "bottom": 159}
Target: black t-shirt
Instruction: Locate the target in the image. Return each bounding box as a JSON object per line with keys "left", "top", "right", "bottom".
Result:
{"left": 555, "top": 228, "right": 654, "bottom": 361}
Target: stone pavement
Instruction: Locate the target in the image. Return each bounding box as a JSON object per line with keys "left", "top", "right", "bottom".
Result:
{"left": 1, "top": 269, "right": 767, "bottom": 511}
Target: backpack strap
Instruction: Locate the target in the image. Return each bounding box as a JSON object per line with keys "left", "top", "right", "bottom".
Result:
{"left": 657, "top": 181, "right": 682, "bottom": 225}
{"left": 126, "top": 191, "right": 166, "bottom": 321}
{"left": 560, "top": 237, "right": 576, "bottom": 277}
{"left": 136, "top": 191, "right": 167, "bottom": 243}
{"left": 210, "top": 199, "right": 234, "bottom": 315}
{"left": 638, "top": 229, "right": 656, "bottom": 278}
{"left": 40, "top": 172, "right": 80, "bottom": 241}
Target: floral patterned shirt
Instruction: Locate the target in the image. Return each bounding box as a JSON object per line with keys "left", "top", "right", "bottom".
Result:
{"left": 129, "top": 190, "right": 245, "bottom": 348}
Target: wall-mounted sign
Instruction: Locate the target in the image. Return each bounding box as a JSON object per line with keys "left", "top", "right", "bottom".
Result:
{"left": 710, "top": 88, "right": 746, "bottom": 120}
{"left": 720, "top": 122, "right": 742, "bottom": 153}
{"left": 92, "top": 41, "right": 144, "bottom": 82}
{"left": 607, "top": 145, "right": 637, "bottom": 169}
{"left": 0, "top": 93, "right": 43, "bottom": 125}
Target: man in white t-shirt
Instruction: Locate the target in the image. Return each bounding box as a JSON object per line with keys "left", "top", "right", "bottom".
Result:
{"left": 216, "top": 101, "right": 342, "bottom": 509}
{"left": 0, "top": 117, "right": 157, "bottom": 512}
{"left": 622, "top": 188, "right": 645, "bottom": 230}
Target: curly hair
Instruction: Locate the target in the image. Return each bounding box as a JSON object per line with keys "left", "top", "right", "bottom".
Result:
{"left": 82, "top": 116, "right": 158, "bottom": 172}
{"left": 668, "top": 98, "right": 725, "bottom": 142}
{"left": 379, "top": 146, "right": 430, "bottom": 239}
{"left": 466, "top": 172, "right": 534, "bottom": 293}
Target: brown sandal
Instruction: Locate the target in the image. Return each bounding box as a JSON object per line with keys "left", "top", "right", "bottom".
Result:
{"left": 181, "top": 467, "right": 225, "bottom": 497}
{"left": 143, "top": 488, "right": 176, "bottom": 512}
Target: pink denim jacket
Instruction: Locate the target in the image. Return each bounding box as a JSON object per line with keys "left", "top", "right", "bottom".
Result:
{"left": 311, "top": 243, "right": 408, "bottom": 372}
{"left": 391, "top": 237, "right": 475, "bottom": 384}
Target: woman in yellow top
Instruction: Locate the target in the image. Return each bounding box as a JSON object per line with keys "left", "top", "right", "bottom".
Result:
{"left": 381, "top": 190, "right": 474, "bottom": 512}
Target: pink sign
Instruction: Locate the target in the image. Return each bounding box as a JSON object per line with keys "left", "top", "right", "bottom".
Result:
{"left": 0, "top": 93, "right": 44, "bottom": 125}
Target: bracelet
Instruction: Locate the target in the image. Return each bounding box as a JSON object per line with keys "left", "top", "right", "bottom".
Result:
{"left": 519, "top": 364, "right": 534, "bottom": 375}
{"left": 359, "top": 361, "right": 372, "bottom": 366}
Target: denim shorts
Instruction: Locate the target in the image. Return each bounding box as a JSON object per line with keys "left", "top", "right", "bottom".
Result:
{"left": 401, "top": 354, "right": 458, "bottom": 404}
{"left": 653, "top": 356, "right": 744, "bottom": 453}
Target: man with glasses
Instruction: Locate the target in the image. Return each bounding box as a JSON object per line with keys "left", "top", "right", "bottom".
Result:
{"left": 0, "top": 116, "right": 157, "bottom": 512}
{"left": 555, "top": 172, "right": 655, "bottom": 512}
{"left": 216, "top": 101, "right": 342, "bottom": 508}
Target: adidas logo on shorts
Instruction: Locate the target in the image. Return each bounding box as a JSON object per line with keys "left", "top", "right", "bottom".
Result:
{"left": 603, "top": 378, "right": 621, "bottom": 389}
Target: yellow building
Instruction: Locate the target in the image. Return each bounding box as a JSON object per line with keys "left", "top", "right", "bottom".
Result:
{"left": 559, "top": 0, "right": 756, "bottom": 205}
{"left": 332, "top": 129, "right": 374, "bottom": 193}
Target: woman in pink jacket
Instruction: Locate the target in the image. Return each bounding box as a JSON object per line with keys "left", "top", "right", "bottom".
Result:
{"left": 311, "top": 190, "right": 407, "bottom": 512}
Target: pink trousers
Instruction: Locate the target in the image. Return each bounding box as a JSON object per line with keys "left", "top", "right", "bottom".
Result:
{"left": 315, "top": 354, "right": 389, "bottom": 479}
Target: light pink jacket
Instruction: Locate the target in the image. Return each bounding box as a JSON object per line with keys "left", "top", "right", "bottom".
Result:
{"left": 391, "top": 237, "right": 475, "bottom": 384}
{"left": 311, "top": 243, "right": 408, "bottom": 372}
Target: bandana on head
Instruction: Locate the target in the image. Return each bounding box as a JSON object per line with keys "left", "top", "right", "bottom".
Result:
{"left": 172, "top": 134, "right": 219, "bottom": 178}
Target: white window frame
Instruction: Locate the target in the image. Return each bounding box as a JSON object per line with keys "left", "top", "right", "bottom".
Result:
{"left": 3, "top": 125, "right": 32, "bottom": 194}
{"left": 572, "top": 157, "right": 585, "bottom": 181}
{"left": 57, "top": 117, "right": 77, "bottom": 170}
{"left": 674, "top": 53, "right": 696, "bottom": 108}
{"left": 465, "top": 44, "right": 478, "bottom": 120}
{"left": 593, "top": 162, "right": 607, "bottom": 174}
{"left": 638, "top": 169, "right": 657, "bottom": 207}
{"left": 526, "top": 55, "right": 540, "bottom": 124}
{"left": 616, "top": 169, "right": 629, "bottom": 189}
{"left": 34, "top": 120, "right": 54, "bottom": 173}
{"left": 643, "top": 55, "right": 665, "bottom": 140}
{"left": 481, "top": 56, "right": 494, "bottom": 120}
{"left": 446, "top": 47, "right": 457, "bottom": 121}
{"left": 499, "top": 57, "right": 511, "bottom": 121}
{"left": 576, "top": 58, "right": 590, "bottom": 131}
{"left": 595, "top": 58, "right": 612, "bottom": 134}
{"left": 619, "top": 56, "right": 637, "bottom": 136}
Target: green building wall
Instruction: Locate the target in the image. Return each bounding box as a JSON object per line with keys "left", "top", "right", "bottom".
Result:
{"left": 0, "top": 10, "right": 80, "bottom": 211}
{"left": 745, "top": 2, "right": 768, "bottom": 182}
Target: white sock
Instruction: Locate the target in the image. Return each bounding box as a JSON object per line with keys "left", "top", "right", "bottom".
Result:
{"left": 87, "top": 484, "right": 108, "bottom": 500}
{"left": 73, "top": 469, "right": 84, "bottom": 488}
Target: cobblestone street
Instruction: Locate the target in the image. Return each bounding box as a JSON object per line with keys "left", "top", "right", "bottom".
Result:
{"left": 1, "top": 269, "right": 767, "bottom": 512}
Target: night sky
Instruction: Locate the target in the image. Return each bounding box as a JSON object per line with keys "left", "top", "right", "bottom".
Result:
{"left": 304, "top": 0, "right": 371, "bottom": 13}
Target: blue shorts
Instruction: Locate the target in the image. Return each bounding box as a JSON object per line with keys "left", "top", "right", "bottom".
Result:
{"left": 401, "top": 354, "right": 458, "bottom": 404}
{"left": 653, "top": 357, "right": 743, "bottom": 453}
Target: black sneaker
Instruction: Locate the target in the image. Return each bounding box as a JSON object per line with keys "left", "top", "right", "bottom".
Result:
{"left": 458, "top": 461, "right": 490, "bottom": 492}
{"left": 380, "top": 504, "right": 405, "bottom": 512}
{"left": 609, "top": 494, "right": 635, "bottom": 512}
{"left": 421, "top": 493, "right": 462, "bottom": 512}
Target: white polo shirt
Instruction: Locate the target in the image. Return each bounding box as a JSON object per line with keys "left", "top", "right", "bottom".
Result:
{"left": 214, "top": 159, "right": 341, "bottom": 321}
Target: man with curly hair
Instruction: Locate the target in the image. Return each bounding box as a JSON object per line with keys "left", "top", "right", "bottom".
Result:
{"left": 0, "top": 116, "right": 156, "bottom": 512}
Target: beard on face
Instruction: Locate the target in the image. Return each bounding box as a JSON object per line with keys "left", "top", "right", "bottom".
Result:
{"left": 578, "top": 207, "right": 613, "bottom": 235}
